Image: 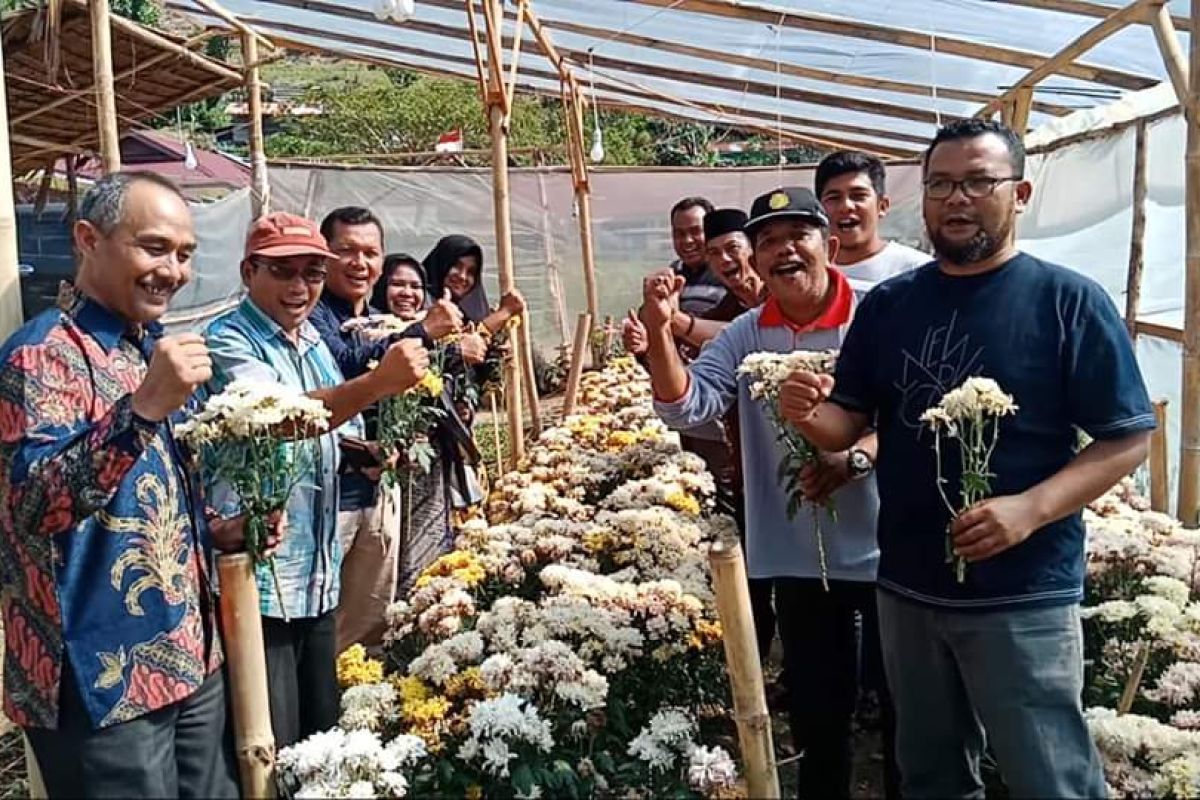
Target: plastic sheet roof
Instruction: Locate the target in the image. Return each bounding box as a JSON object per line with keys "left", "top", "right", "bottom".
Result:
{"left": 171, "top": 0, "right": 1191, "bottom": 158}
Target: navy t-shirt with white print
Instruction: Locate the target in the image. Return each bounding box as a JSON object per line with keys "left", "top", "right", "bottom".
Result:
{"left": 832, "top": 253, "right": 1155, "bottom": 610}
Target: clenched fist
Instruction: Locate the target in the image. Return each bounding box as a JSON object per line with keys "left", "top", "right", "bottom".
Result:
{"left": 423, "top": 291, "right": 464, "bottom": 340}
{"left": 641, "top": 271, "right": 683, "bottom": 331}
{"left": 499, "top": 289, "right": 526, "bottom": 318}
{"left": 779, "top": 371, "right": 835, "bottom": 427}
{"left": 132, "top": 334, "right": 212, "bottom": 422}
{"left": 375, "top": 338, "right": 429, "bottom": 395}
{"left": 458, "top": 332, "right": 488, "bottom": 366}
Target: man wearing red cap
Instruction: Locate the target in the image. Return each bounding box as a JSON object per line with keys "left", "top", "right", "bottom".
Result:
{"left": 204, "top": 212, "right": 429, "bottom": 747}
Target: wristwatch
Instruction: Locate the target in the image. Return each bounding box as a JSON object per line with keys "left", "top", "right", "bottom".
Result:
{"left": 847, "top": 447, "right": 874, "bottom": 480}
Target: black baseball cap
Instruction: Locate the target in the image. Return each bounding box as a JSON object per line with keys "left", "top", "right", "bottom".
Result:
{"left": 703, "top": 208, "right": 749, "bottom": 241}
{"left": 744, "top": 187, "right": 830, "bottom": 241}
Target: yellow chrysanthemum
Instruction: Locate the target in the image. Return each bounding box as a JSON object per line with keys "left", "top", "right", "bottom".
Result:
{"left": 410, "top": 370, "right": 444, "bottom": 397}
{"left": 336, "top": 644, "right": 384, "bottom": 689}
{"left": 582, "top": 530, "right": 613, "bottom": 555}
{"left": 665, "top": 491, "right": 701, "bottom": 516}
{"left": 393, "top": 675, "right": 430, "bottom": 704}
{"left": 403, "top": 696, "right": 452, "bottom": 726}
{"left": 606, "top": 431, "right": 637, "bottom": 449}
{"left": 466, "top": 785, "right": 483, "bottom": 800}
{"left": 696, "top": 619, "right": 723, "bottom": 643}
{"left": 444, "top": 667, "right": 486, "bottom": 700}
{"left": 414, "top": 551, "right": 487, "bottom": 589}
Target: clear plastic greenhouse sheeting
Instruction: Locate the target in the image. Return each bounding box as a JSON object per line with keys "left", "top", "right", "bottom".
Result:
{"left": 185, "top": 0, "right": 1188, "bottom": 157}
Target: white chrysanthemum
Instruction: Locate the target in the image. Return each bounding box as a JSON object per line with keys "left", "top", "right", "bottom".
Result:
{"left": 1147, "top": 662, "right": 1200, "bottom": 707}
{"left": 737, "top": 350, "right": 837, "bottom": 401}
{"left": 687, "top": 745, "right": 739, "bottom": 794}
{"left": 628, "top": 708, "right": 697, "bottom": 772}
{"left": 339, "top": 683, "right": 399, "bottom": 731}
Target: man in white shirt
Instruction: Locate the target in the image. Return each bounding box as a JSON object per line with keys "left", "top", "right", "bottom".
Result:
{"left": 816, "top": 149, "right": 926, "bottom": 800}
{"left": 816, "top": 151, "right": 928, "bottom": 299}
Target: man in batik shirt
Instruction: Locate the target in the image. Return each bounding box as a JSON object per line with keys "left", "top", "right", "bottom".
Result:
{"left": 0, "top": 172, "right": 237, "bottom": 797}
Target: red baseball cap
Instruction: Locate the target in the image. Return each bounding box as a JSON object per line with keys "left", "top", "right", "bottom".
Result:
{"left": 244, "top": 212, "right": 336, "bottom": 260}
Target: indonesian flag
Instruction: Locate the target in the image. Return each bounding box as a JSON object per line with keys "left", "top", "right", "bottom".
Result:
{"left": 435, "top": 129, "right": 463, "bottom": 153}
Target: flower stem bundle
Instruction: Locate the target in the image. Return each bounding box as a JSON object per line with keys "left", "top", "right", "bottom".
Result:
{"left": 738, "top": 350, "right": 838, "bottom": 591}
{"left": 376, "top": 365, "right": 446, "bottom": 488}
{"left": 176, "top": 380, "right": 331, "bottom": 616}
{"left": 919, "top": 376, "right": 1018, "bottom": 583}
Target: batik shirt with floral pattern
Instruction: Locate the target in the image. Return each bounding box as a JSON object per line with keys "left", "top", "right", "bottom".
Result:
{"left": 0, "top": 292, "right": 220, "bottom": 730}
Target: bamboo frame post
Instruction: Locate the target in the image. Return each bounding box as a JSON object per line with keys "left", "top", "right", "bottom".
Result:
{"left": 1118, "top": 641, "right": 1152, "bottom": 714}
{"left": 565, "top": 82, "right": 600, "bottom": 324}
{"left": 242, "top": 31, "right": 270, "bottom": 218}
{"left": 217, "top": 554, "right": 276, "bottom": 799}
{"left": 708, "top": 538, "right": 779, "bottom": 799}
{"left": 520, "top": 324, "right": 542, "bottom": 434}
{"left": 1152, "top": 0, "right": 1190, "bottom": 111}
{"left": 481, "top": 0, "right": 525, "bottom": 464}
{"left": 562, "top": 312, "right": 591, "bottom": 417}
{"left": 1178, "top": 0, "right": 1200, "bottom": 525}
{"left": 89, "top": 0, "right": 121, "bottom": 172}
{"left": 0, "top": 32, "right": 24, "bottom": 342}
{"left": 1151, "top": 400, "right": 1170, "bottom": 513}
{"left": 1126, "top": 120, "right": 1150, "bottom": 338}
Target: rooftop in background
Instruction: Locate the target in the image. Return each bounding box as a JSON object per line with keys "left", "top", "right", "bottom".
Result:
{"left": 69, "top": 129, "right": 250, "bottom": 199}
{"left": 2, "top": 0, "right": 243, "bottom": 173}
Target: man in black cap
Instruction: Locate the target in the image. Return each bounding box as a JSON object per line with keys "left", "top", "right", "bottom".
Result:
{"left": 643, "top": 188, "right": 885, "bottom": 799}
{"left": 626, "top": 208, "right": 774, "bottom": 657}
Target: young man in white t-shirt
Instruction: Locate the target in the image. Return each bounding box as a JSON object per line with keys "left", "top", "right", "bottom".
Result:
{"left": 816, "top": 151, "right": 928, "bottom": 299}
{"left": 816, "top": 149, "right": 923, "bottom": 800}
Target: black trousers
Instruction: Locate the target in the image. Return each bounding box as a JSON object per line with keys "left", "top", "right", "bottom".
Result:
{"left": 262, "top": 611, "right": 339, "bottom": 748}
{"left": 26, "top": 666, "right": 238, "bottom": 799}
{"left": 775, "top": 577, "right": 897, "bottom": 800}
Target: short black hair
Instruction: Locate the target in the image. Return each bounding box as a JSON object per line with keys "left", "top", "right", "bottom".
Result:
{"left": 669, "top": 196, "right": 715, "bottom": 224}
{"left": 815, "top": 151, "right": 887, "bottom": 199}
{"left": 79, "top": 171, "right": 186, "bottom": 235}
{"left": 320, "top": 206, "right": 384, "bottom": 245}
{"left": 923, "top": 119, "right": 1025, "bottom": 178}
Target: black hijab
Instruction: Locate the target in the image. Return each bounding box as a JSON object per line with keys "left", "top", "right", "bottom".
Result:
{"left": 372, "top": 253, "right": 426, "bottom": 317}
{"left": 423, "top": 235, "right": 489, "bottom": 323}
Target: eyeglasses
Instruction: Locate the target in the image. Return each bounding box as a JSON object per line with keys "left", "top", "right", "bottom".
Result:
{"left": 923, "top": 176, "right": 1021, "bottom": 200}
{"left": 253, "top": 259, "right": 328, "bottom": 285}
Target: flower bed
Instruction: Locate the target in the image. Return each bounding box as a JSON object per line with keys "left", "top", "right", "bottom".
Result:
{"left": 1084, "top": 479, "right": 1200, "bottom": 797}
{"left": 280, "top": 357, "right": 740, "bottom": 799}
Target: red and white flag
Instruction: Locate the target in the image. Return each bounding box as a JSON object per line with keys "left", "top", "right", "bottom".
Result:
{"left": 435, "top": 129, "right": 463, "bottom": 153}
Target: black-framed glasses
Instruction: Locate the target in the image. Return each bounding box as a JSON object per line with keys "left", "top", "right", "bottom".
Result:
{"left": 253, "top": 259, "right": 328, "bottom": 285}
{"left": 924, "top": 176, "right": 1021, "bottom": 200}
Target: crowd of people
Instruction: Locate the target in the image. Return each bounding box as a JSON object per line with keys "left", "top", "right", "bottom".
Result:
{"left": 0, "top": 116, "right": 1155, "bottom": 800}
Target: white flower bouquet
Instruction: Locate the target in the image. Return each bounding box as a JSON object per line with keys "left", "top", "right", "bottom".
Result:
{"left": 738, "top": 349, "right": 839, "bottom": 590}
{"left": 176, "top": 379, "right": 330, "bottom": 613}
{"left": 919, "top": 376, "right": 1017, "bottom": 583}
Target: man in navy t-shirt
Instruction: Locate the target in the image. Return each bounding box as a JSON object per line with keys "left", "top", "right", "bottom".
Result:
{"left": 778, "top": 119, "right": 1154, "bottom": 798}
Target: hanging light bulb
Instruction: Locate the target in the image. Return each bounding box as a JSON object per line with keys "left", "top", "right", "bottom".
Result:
{"left": 184, "top": 140, "right": 199, "bottom": 171}
{"left": 372, "top": 0, "right": 393, "bottom": 21}
{"left": 589, "top": 124, "right": 605, "bottom": 164}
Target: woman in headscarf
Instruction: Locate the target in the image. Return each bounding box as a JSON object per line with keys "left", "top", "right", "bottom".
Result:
{"left": 421, "top": 235, "right": 524, "bottom": 509}
{"left": 366, "top": 253, "right": 478, "bottom": 592}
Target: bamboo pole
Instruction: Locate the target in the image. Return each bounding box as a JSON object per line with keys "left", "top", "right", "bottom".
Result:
{"left": 1151, "top": 400, "right": 1170, "bottom": 513}
{"left": 1152, "top": 0, "right": 1190, "bottom": 110}
{"left": 566, "top": 83, "right": 600, "bottom": 325}
{"left": 89, "top": 0, "right": 121, "bottom": 172}
{"left": 1126, "top": 120, "right": 1150, "bottom": 338}
{"left": 1118, "top": 641, "right": 1152, "bottom": 714}
{"left": 0, "top": 32, "right": 24, "bottom": 341}
{"left": 482, "top": 0, "right": 525, "bottom": 464}
{"left": 217, "top": 554, "right": 276, "bottom": 799}
{"left": 1178, "top": 0, "right": 1200, "bottom": 525}
{"left": 520, "top": 323, "right": 541, "bottom": 434}
{"left": 243, "top": 31, "right": 270, "bottom": 219}
{"left": 708, "top": 538, "right": 779, "bottom": 799}
{"left": 24, "top": 736, "right": 46, "bottom": 798}
{"left": 562, "top": 312, "right": 591, "bottom": 417}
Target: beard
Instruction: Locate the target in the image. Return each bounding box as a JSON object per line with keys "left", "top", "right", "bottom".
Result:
{"left": 929, "top": 216, "right": 1013, "bottom": 266}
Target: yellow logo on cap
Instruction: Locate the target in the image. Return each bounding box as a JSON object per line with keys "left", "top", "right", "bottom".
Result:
{"left": 768, "top": 192, "right": 789, "bottom": 210}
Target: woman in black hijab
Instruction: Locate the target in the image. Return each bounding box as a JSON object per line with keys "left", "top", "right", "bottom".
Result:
{"left": 422, "top": 235, "right": 526, "bottom": 333}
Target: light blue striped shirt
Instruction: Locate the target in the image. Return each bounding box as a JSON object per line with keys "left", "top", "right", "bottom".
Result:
{"left": 204, "top": 297, "right": 360, "bottom": 619}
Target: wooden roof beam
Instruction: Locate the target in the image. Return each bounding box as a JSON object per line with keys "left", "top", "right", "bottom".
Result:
{"left": 989, "top": 0, "right": 1189, "bottom": 31}
{"left": 626, "top": 0, "right": 1159, "bottom": 91}
{"left": 978, "top": 0, "right": 1160, "bottom": 119}
{"left": 181, "top": 8, "right": 932, "bottom": 148}
{"left": 194, "top": 11, "right": 926, "bottom": 149}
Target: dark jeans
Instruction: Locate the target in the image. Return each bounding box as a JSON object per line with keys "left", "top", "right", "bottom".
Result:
{"left": 263, "top": 611, "right": 339, "bottom": 748}
{"left": 26, "top": 666, "right": 237, "bottom": 799}
{"left": 775, "top": 577, "right": 897, "bottom": 800}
